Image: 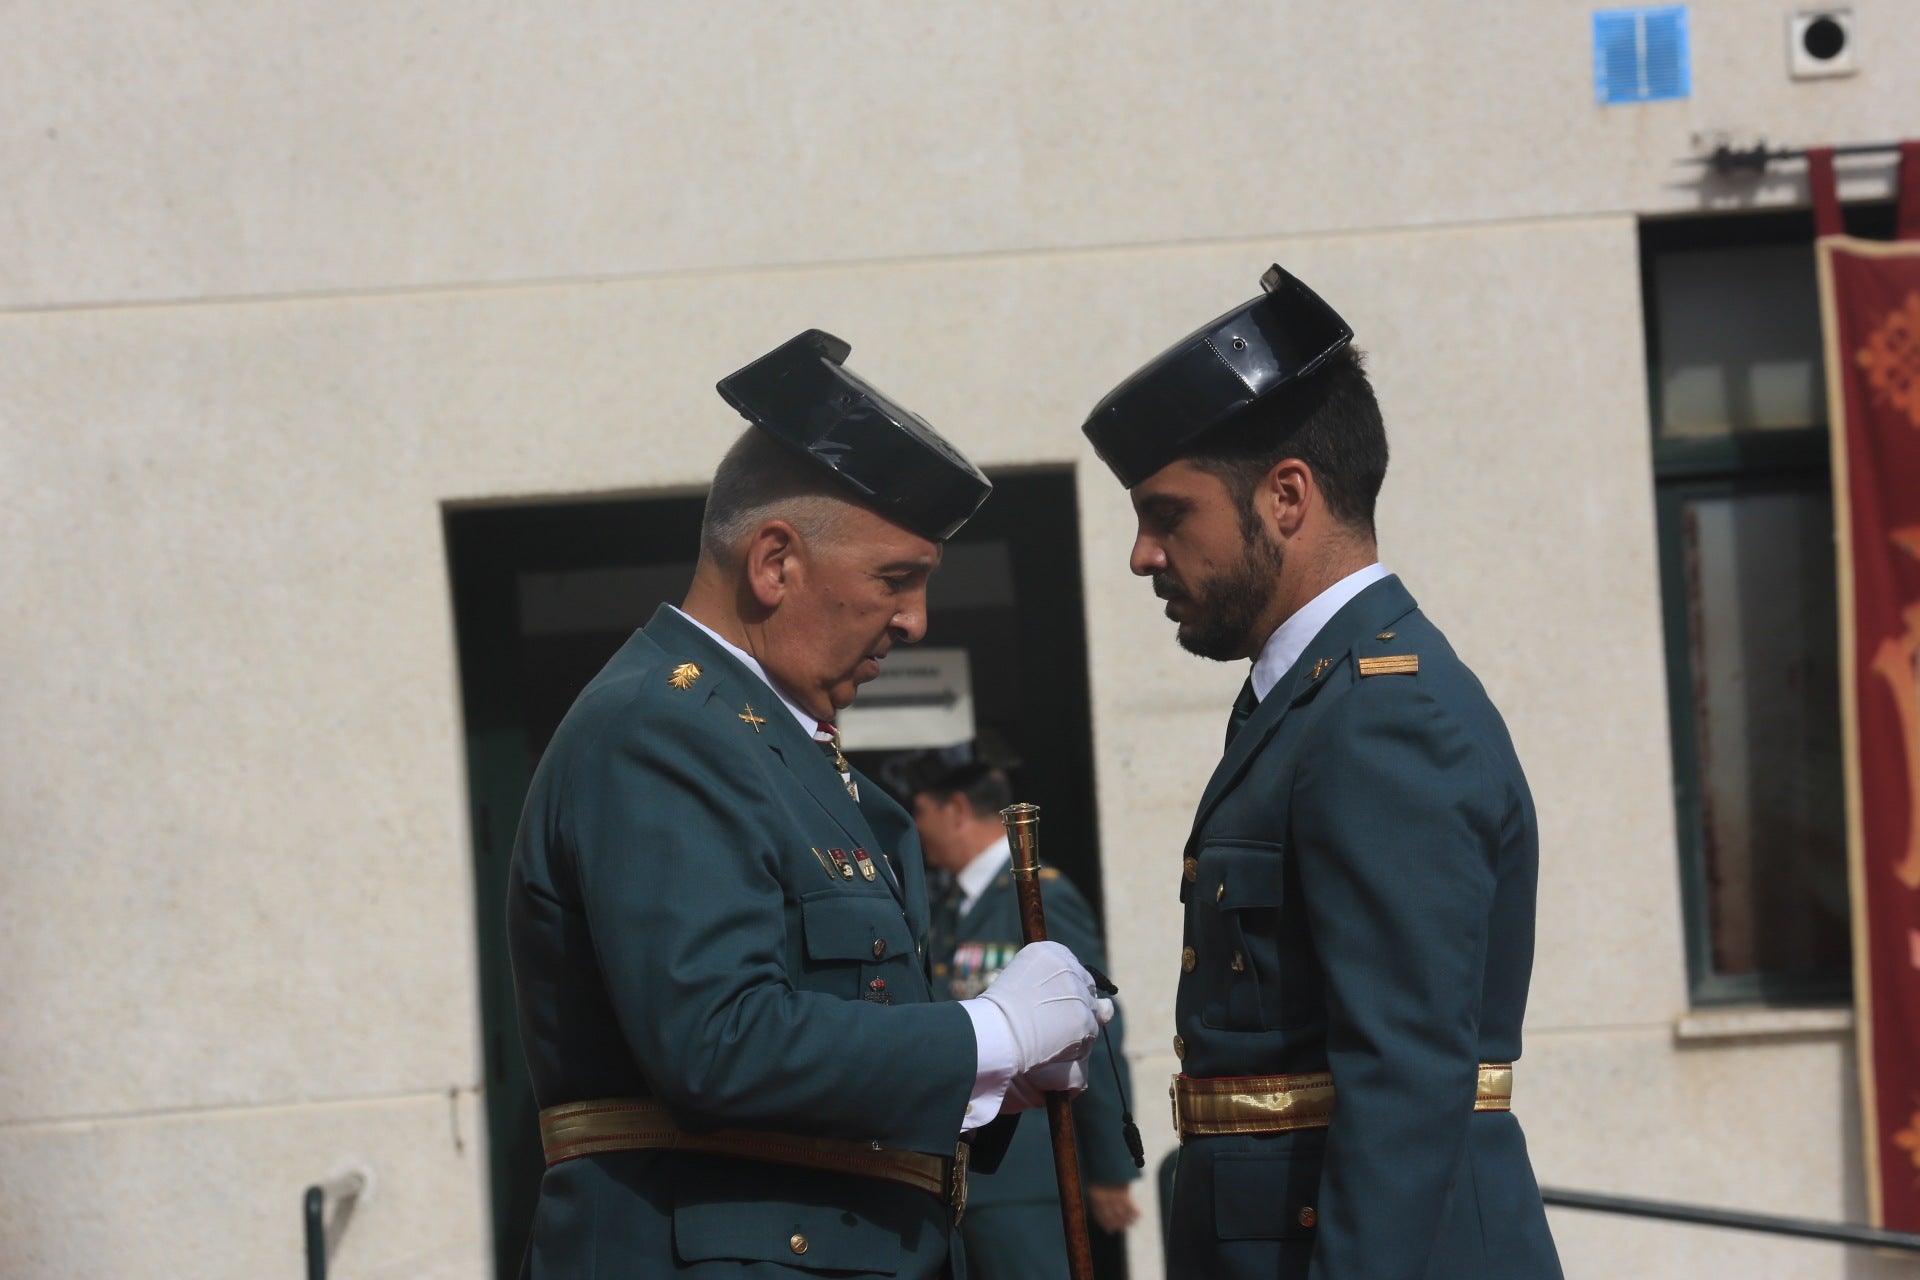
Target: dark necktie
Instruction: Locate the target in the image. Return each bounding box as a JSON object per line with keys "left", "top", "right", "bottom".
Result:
{"left": 930, "top": 883, "right": 962, "bottom": 954}
{"left": 1225, "top": 677, "right": 1259, "bottom": 748}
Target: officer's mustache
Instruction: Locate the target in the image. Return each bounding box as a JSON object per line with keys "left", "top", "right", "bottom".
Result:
{"left": 1152, "top": 574, "right": 1187, "bottom": 602}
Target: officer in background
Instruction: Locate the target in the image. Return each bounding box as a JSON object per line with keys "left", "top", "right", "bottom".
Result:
{"left": 1081, "top": 268, "right": 1562, "bottom": 1279}
{"left": 507, "top": 330, "right": 1111, "bottom": 1279}
{"left": 883, "top": 739, "right": 1143, "bottom": 1280}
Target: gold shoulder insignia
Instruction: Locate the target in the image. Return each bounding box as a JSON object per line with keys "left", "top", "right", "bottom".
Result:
{"left": 1357, "top": 655, "right": 1419, "bottom": 677}
{"left": 667, "top": 662, "right": 701, "bottom": 690}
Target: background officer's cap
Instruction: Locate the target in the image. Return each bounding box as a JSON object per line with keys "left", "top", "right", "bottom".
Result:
{"left": 877, "top": 732, "right": 1021, "bottom": 802}
{"left": 1081, "top": 265, "right": 1354, "bottom": 489}
{"left": 717, "top": 330, "right": 993, "bottom": 542}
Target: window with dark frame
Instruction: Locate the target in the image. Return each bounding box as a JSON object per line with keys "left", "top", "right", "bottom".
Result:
{"left": 1643, "top": 202, "right": 1897, "bottom": 1006}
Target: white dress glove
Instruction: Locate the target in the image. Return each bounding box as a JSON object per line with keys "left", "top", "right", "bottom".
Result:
{"left": 975, "top": 941, "right": 1102, "bottom": 1071}
{"left": 1003, "top": 1057, "right": 1091, "bottom": 1114}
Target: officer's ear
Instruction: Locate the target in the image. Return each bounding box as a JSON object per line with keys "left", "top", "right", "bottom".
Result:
{"left": 1261, "top": 458, "right": 1314, "bottom": 541}
{"left": 742, "top": 518, "right": 802, "bottom": 609}
{"left": 942, "top": 791, "right": 978, "bottom": 829}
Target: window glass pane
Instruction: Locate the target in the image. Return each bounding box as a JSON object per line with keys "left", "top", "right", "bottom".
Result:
{"left": 1681, "top": 488, "right": 1849, "bottom": 979}
{"left": 1655, "top": 244, "right": 1826, "bottom": 439}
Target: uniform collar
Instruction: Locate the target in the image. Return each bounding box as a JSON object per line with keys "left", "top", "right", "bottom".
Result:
{"left": 668, "top": 605, "right": 824, "bottom": 738}
{"left": 955, "top": 835, "right": 1011, "bottom": 916}
{"left": 1248, "top": 562, "right": 1389, "bottom": 702}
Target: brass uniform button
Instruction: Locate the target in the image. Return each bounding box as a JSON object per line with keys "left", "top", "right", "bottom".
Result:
{"left": 872, "top": 939, "right": 887, "bottom": 960}
{"left": 1231, "top": 950, "right": 1245, "bottom": 972}
{"left": 1181, "top": 946, "right": 1197, "bottom": 972}
{"left": 1297, "top": 1206, "right": 1317, "bottom": 1228}
{"left": 1183, "top": 857, "right": 1198, "bottom": 883}
{"left": 1173, "top": 1034, "right": 1186, "bottom": 1060}
{"left": 790, "top": 1233, "right": 809, "bottom": 1255}
{"left": 1216, "top": 882, "right": 1225, "bottom": 903}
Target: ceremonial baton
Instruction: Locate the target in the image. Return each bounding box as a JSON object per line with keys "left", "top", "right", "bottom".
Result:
{"left": 1000, "top": 802, "right": 1098, "bottom": 1280}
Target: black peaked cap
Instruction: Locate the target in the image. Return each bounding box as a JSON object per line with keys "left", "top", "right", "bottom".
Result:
{"left": 1082, "top": 265, "right": 1354, "bottom": 488}
{"left": 717, "top": 330, "right": 992, "bottom": 542}
{"left": 877, "top": 732, "right": 1022, "bottom": 802}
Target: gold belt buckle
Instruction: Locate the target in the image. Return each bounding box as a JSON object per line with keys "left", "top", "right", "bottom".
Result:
{"left": 949, "top": 1141, "right": 971, "bottom": 1225}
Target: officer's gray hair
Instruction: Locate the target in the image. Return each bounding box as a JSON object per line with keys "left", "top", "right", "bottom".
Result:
{"left": 699, "top": 429, "right": 854, "bottom": 565}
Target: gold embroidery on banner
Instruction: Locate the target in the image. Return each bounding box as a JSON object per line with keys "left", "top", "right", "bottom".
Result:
{"left": 1857, "top": 290, "right": 1920, "bottom": 431}
{"left": 1357, "top": 655, "right": 1420, "bottom": 677}
{"left": 1873, "top": 533, "right": 1920, "bottom": 889}
{"left": 667, "top": 662, "right": 701, "bottom": 690}
{"left": 1893, "top": 1105, "right": 1920, "bottom": 1174}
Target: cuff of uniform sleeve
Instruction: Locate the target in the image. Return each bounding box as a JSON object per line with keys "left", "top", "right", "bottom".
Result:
{"left": 959, "top": 998, "right": 1018, "bottom": 1132}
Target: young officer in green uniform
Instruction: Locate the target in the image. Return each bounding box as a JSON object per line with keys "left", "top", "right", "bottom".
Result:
{"left": 507, "top": 330, "right": 1112, "bottom": 1279}
{"left": 883, "top": 741, "right": 1144, "bottom": 1280}
{"left": 1081, "top": 268, "right": 1563, "bottom": 1279}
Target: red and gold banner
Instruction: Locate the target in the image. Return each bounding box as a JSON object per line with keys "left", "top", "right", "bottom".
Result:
{"left": 1821, "top": 141, "right": 1920, "bottom": 1230}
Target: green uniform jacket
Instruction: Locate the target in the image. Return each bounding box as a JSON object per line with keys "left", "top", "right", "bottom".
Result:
{"left": 508, "top": 606, "right": 985, "bottom": 1279}
{"left": 1166, "top": 576, "right": 1562, "bottom": 1280}
{"left": 929, "top": 867, "right": 1142, "bottom": 1206}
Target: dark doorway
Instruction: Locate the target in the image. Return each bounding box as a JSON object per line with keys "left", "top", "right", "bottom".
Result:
{"left": 445, "top": 469, "right": 1118, "bottom": 1278}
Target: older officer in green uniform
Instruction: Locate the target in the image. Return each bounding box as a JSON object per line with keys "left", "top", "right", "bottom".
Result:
{"left": 507, "top": 331, "right": 1112, "bottom": 1279}
{"left": 882, "top": 741, "right": 1144, "bottom": 1280}
{"left": 1081, "top": 268, "right": 1562, "bottom": 1279}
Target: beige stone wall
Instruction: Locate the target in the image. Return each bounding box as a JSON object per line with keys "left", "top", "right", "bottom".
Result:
{"left": 2, "top": 4, "right": 1912, "bottom": 1276}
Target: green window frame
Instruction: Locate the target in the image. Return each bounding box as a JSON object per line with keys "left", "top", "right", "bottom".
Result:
{"left": 1644, "top": 202, "right": 1896, "bottom": 1007}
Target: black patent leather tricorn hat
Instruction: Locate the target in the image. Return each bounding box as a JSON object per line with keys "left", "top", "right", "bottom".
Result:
{"left": 717, "top": 330, "right": 993, "bottom": 542}
{"left": 1081, "top": 265, "right": 1354, "bottom": 488}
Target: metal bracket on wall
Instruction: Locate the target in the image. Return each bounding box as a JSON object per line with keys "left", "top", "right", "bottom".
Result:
{"left": 1686, "top": 140, "right": 1903, "bottom": 177}
{"left": 303, "top": 1165, "right": 373, "bottom": 1280}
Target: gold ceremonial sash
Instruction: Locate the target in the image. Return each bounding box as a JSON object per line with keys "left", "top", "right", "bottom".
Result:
{"left": 538, "top": 1097, "right": 967, "bottom": 1214}
{"left": 1172, "top": 1063, "right": 1513, "bottom": 1141}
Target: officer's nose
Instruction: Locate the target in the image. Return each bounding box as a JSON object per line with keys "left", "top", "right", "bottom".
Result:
{"left": 891, "top": 589, "right": 929, "bottom": 644}
{"left": 1129, "top": 530, "right": 1167, "bottom": 578}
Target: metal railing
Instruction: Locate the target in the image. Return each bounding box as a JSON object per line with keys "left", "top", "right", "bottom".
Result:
{"left": 1542, "top": 1187, "right": 1920, "bottom": 1255}
{"left": 303, "top": 1167, "right": 371, "bottom": 1280}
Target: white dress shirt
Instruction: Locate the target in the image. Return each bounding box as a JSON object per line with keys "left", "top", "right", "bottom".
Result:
{"left": 670, "top": 606, "right": 1017, "bottom": 1130}
{"left": 954, "top": 836, "right": 1013, "bottom": 918}
{"left": 1248, "top": 563, "right": 1390, "bottom": 703}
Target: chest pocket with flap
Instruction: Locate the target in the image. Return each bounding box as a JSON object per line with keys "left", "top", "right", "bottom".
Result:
{"left": 800, "top": 892, "right": 915, "bottom": 1001}
{"left": 1196, "top": 841, "right": 1290, "bottom": 1031}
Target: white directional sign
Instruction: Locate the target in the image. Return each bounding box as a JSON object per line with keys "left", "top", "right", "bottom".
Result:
{"left": 837, "top": 647, "right": 975, "bottom": 751}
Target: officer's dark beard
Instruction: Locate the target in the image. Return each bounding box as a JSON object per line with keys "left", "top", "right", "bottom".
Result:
{"left": 1162, "top": 527, "right": 1285, "bottom": 662}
